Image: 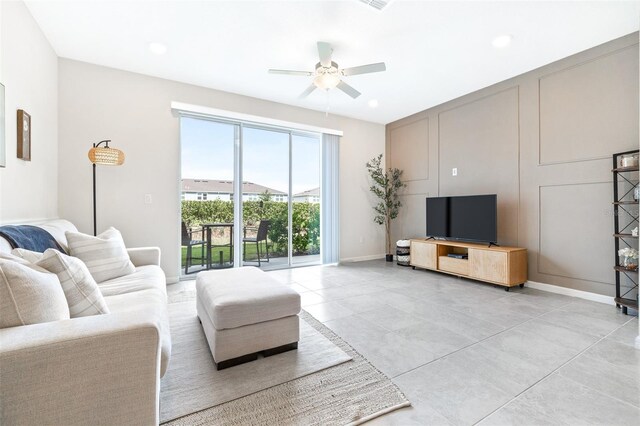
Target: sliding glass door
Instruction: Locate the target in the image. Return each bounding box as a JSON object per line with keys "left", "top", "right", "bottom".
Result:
{"left": 242, "top": 127, "right": 290, "bottom": 269}
{"left": 180, "top": 118, "right": 238, "bottom": 274}
{"left": 180, "top": 117, "right": 322, "bottom": 274}
{"left": 291, "top": 134, "right": 321, "bottom": 265}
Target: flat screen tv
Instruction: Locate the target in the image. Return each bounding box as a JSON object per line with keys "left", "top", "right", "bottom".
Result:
{"left": 426, "top": 194, "right": 497, "bottom": 244}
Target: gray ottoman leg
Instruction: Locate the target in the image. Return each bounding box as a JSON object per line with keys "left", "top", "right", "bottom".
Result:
{"left": 263, "top": 342, "right": 298, "bottom": 357}
{"left": 215, "top": 342, "right": 298, "bottom": 370}
{"left": 216, "top": 353, "right": 259, "bottom": 370}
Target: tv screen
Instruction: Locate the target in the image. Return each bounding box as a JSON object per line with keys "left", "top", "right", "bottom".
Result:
{"left": 426, "top": 196, "right": 448, "bottom": 238}
{"left": 426, "top": 195, "right": 497, "bottom": 243}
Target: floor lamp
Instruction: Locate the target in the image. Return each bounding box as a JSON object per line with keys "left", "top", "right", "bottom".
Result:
{"left": 88, "top": 140, "right": 125, "bottom": 236}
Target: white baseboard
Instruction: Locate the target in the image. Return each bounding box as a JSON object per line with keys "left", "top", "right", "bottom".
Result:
{"left": 340, "top": 254, "right": 386, "bottom": 263}
{"left": 526, "top": 280, "right": 615, "bottom": 306}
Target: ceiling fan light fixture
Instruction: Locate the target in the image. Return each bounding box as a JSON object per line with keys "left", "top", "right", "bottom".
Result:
{"left": 270, "top": 41, "right": 386, "bottom": 99}
{"left": 314, "top": 73, "right": 340, "bottom": 89}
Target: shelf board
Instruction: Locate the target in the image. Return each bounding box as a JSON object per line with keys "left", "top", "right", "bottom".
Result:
{"left": 614, "top": 297, "right": 638, "bottom": 310}
{"left": 613, "top": 201, "right": 639, "bottom": 205}
{"left": 612, "top": 166, "right": 639, "bottom": 173}
{"left": 614, "top": 266, "right": 638, "bottom": 273}
{"left": 613, "top": 234, "right": 638, "bottom": 238}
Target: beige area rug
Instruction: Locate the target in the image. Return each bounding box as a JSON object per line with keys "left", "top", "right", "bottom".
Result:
{"left": 160, "top": 302, "right": 352, "bottom": 422}
{"left": 161, "top": 295, "right": 410, "bottom": 425}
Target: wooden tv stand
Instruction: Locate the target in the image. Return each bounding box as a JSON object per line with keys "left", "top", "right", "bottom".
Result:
{"left": 410, "top": 239, "right": 527, "bottom": 290}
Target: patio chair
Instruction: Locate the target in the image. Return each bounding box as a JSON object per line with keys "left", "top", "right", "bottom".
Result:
{"left": 243, "top": 220, "right": 271, "bottom": 267}
{"left": 182, "top": 221, "right": 206, "bottom": 274}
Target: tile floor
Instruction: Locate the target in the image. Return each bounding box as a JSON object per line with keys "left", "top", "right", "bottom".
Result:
{"left": 172, "top": 260, "right": 639, "bottom": 425}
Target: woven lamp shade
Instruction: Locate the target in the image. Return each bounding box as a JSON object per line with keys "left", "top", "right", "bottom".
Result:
{"left": 88, "top": 147, "right": 125, "bottom": 165}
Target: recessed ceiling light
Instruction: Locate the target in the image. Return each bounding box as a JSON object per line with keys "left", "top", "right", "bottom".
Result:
{"left": 148, "top": 42, "right": 167, "bottom": 55}
{"left": 368, "top": 99, "right": 379, "bottom": 108}
{"left": 492, "top": 34, "right": 513, "bottom": 49}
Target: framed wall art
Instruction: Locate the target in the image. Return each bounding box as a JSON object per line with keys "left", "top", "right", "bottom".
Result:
{"left": 17, "top": 109, "right": 31, "bottom": 161}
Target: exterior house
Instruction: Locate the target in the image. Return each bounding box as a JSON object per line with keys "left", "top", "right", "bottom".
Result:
{"left": 181, "top": 179, "right": 287, "bottom": 202}
{"left": 293, "top": 187, "right": 320, "bottom": 203}
{"left": 182, "top": 180, "right": 320, "bottom": 203}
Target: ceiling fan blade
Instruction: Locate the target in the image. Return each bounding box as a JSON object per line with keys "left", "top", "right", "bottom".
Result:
{"left": 299, "top": 84, "right": 317, "bottom": 99}
{"left": 317, "top": 41, "right": 333, "bottom": 67}
{"left": 336, "top": 80, "right": 361, "bottom": 99}
{"left": 341, "top": 62, "right": 386, "bottom": 76}
{"left": 269, "top": 69, "right": 314, "bottom": 76}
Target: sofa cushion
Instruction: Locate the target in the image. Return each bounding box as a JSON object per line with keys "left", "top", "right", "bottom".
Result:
{"left": 37, "top": 220, "right": 78, "bottom": 252}
{"left": 36, "top": 249, "right": 110, "bottom": 318}
{"left": 66, "top": 227, "right": 135, "bottom": 283}
{"left": 98, "top": 265, "right": 167, "bottom": 298}
{"left": 104, "top": 288, "right": 171, "bottom": 376}
{"left": 11, "top": 248, "right": 44, "bottom": 263}
{"left": 0, "top": 256, "right": 70, "bottom": 328}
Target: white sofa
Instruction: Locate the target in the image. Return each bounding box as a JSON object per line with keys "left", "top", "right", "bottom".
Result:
{"left": 0, "top": 219, "right": 171, "bottom": 426}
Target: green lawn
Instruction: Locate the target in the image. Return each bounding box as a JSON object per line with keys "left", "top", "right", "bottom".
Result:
{"left": 181, "top": 242, "right": 280, "bottom": 268}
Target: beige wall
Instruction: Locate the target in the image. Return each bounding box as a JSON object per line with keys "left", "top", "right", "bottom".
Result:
{"left": 387, "top": 32, "right": 639, "bottom": 296}
{"left": 58, "top": 59, "right": 385, "bottom": 281}
{"left": 0, "top": 1, "right": 58, "bottom": 222}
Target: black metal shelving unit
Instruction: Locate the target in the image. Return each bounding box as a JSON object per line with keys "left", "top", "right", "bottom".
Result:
{"left": 612, "top": 150, "right": 639, "bottom": 315}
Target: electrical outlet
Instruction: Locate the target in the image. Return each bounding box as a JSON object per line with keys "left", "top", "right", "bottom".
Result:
{"left": 144, "top": 194, "right": 152, "bottom": 204}
{"left": 452, "top": 168, "right": 458, "bottom": 176}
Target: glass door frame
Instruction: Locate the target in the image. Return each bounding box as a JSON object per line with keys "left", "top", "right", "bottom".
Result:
{"left": 239, "top": 122, "right": 321, "bottom": 268}
{"left": 182, "top": 112, "right": 321, "bottom": 269}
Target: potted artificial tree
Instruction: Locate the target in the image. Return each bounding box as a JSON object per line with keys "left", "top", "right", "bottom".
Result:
{"left": 366, "top": 154, "right": 406, "bottom": 261}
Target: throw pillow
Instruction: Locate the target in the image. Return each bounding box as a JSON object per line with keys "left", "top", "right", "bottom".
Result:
{"left": 65, "top": 227, "right": 135, "bottom": 283}
{"left": 11, "top": 248, "right": 44, "bottom": 263}
{"left": 0, "top": 258, "right": 70, "bottom": 328}
{"left": 0, "top": 252, "right": 30, "bottom": 264}
{"left": 36, "top": 249, "right": 110, "bottom": 318}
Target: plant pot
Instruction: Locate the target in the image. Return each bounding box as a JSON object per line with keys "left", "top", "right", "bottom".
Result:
{"left": 385, "top": 254, "right": 393, "bottom": 262}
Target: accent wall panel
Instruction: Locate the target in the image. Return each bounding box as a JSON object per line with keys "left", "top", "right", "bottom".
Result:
{"left": 388, "top": 32, "right": 638, "bottom": 296}
{"left": 392, "top": 193, "right": 428, "bottom": 240}
{"left": 389, "top": 118, "right": 429, "bottom": 181}
{"left": 438, "top": 87, "right": 520, "bottom": 246}
{"left": 538, "top": 183, "right": 614, "bottom": 289}
{"left": 539, "top": 45, "right": 639, "bottom": 165}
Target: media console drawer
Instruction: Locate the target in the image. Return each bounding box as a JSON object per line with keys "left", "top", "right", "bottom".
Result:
{"left": 438, "top": 256, "right": 469, "bottom": 276}
{"left": 410, "top": 240, "right": 437, "bottom": 269}
{"left": 469, "top": 249, "right": 507, "bottom": 283}
{"left": 409, "top": 239, "right": 527, "bottom": 288}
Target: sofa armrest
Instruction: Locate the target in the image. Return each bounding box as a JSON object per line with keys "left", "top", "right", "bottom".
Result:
{"left": 128, "top": 246, "right": 161, "bottom": 267}
{"left": 0, "top": 312, "right": 161, "bottom": 426}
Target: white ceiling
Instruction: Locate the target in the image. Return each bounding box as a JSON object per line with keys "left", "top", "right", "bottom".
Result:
{"left": 25, "top": 0, "right": 640, "bottom": 124}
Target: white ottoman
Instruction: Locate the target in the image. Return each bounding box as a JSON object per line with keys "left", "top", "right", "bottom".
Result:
{"left": 196, "top": 267, "right": 301, "bottom": 370}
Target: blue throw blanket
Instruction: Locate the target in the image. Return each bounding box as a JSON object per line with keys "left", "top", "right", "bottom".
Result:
{"left": 0, "top": 225, "right": 66, "bottom": 254}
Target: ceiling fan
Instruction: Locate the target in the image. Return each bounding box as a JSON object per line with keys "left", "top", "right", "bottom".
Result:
{"left": 268, "top": 41, "right": 386, "bottom": 99}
